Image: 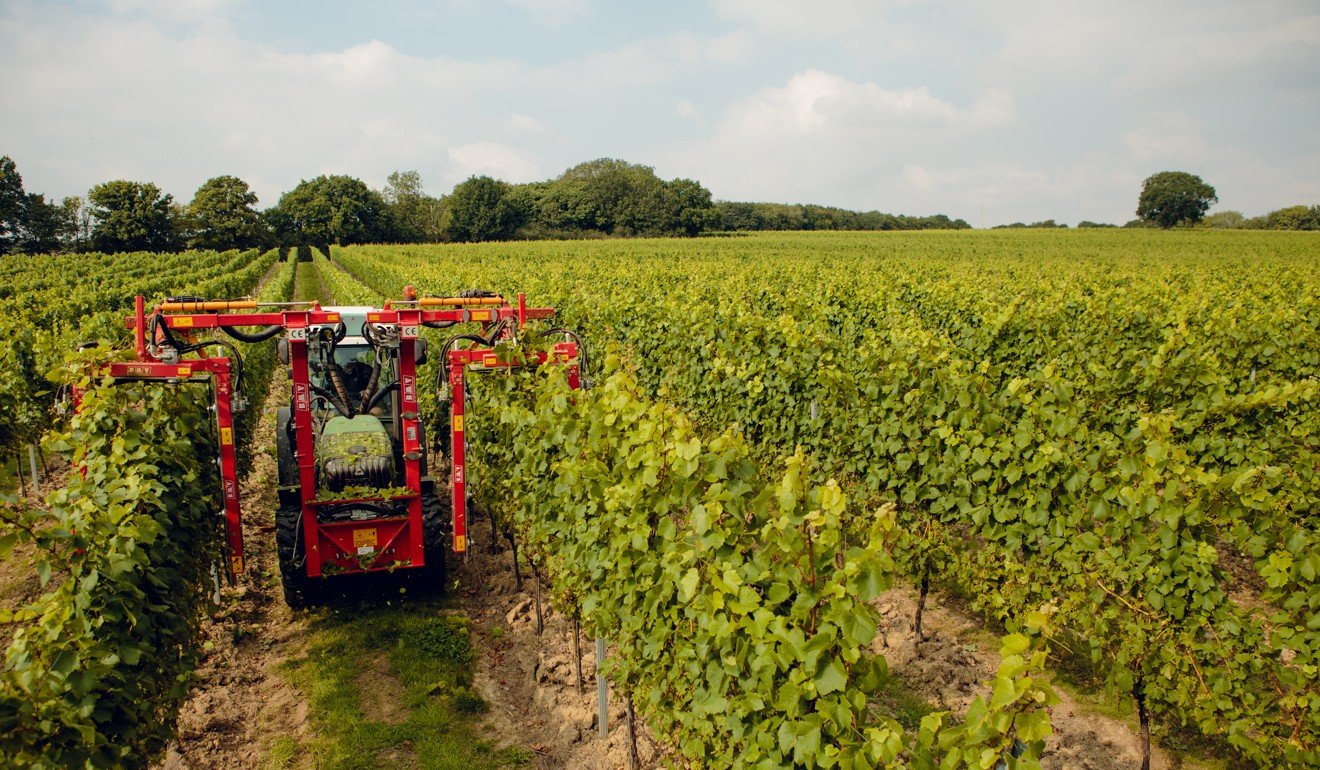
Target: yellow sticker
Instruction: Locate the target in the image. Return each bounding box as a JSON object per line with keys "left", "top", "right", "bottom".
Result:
{"left": 230, "top": 555, "right": 243, "bottom": 574}
{"left": 220, "top": 426, "right": 233, "bottom": 445}
{"left": 452, "top": 415, "right": 463, "bottom": 432}
{"left": 368, "top": 313, "right": 382, "bottom": 323}
{"left": 470, "top": 310, "right": 491, "bottom": 322}
{"left": 325, "top": 313, "right": 341, "bottom": 322}
{"left": 454, "top": 535, "right": 467, "bottom": 553}
{"left": 177, "top": 365, "right": 192, "bottom": 377}
{"left": 353, "top": 528, "right": 377, "bottom": 550}
{"left": 483, "top": 354, "right": 499, "bottom": 367}
{"left": 174, "top": 317, "right": 194, "bottom": 328}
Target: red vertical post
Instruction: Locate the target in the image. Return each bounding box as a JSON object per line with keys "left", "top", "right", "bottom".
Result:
{"left": 288, "top": 315, "right": 321, "bottom": 576}
{"left": 517, "top": 292, "right": 526, "bottom": 329}
{"left": 448, "top": 351, "right": 467, "bottom": 555}
{"left": 397, "top": 310, "right": 426, "bottom": 565}
{"left": 211, "top": 360, "right": 245, "bottom": 582}
{"left": 134, "top": 295, "right": 147, "bottom": 360}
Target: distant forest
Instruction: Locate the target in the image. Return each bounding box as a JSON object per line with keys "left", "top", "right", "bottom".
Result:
{"left": 0, "top": 154, "right": 1315, "bottom": 255}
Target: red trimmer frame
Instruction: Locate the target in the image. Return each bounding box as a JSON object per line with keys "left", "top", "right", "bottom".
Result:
{"left": 86, "top": 290, "right": 577, "bottom": 585}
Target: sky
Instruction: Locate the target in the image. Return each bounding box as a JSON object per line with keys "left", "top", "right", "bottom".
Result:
{"left": 1, "top": 0, "right": 1317, "bottom": 227}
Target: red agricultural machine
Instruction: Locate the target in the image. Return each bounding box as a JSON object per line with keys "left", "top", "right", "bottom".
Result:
{"left": 91, "top": 288, "right": 581, "bottom": 607}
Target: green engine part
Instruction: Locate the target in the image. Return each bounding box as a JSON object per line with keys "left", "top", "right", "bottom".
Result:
{"left": 318, "top": 415, "right": 395, "bottom": 492}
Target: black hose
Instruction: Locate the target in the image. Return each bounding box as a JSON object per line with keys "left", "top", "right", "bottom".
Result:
{"left": 220, "top": 324, "right": 283, "bottom": 343}
{"left": 422, "top": 320, "right": 457, "bottom": 329}
{"left": 364, "top": 381, "right": 398, "bottom": 413}
{"left": 321, "top": 327, "right": 355, "bottom": 418}
{"left": 484, "top": 318, "right": 510, "bottom": 345}
{"left": 436, "top": 334, "right": 494, "bottom": 392}
{"left": 194, "top": 339, "right": 246, "bottom": 398}
{"left": 539, "top": 327, "right": 588, "bottom": 377}
{"left": 358, "top": 349, "right": 383, "bottom": 413}
{"left": 311, "top": 385, "right": 353, "bottom": 418}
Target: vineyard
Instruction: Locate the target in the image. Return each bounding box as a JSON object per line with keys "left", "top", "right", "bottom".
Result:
{"left": 0, "top": 230, "right": 1316, "bottom": 768}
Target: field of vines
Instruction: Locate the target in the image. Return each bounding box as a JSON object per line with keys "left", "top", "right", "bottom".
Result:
{"left": 329, "top": 230, "right": 1320, "bottom": 767}
{"left": 0, "top": 248, "right": 294, "bottom": 765}
{"left": 0, "top": 230, "right": 1315, "bottom": 768}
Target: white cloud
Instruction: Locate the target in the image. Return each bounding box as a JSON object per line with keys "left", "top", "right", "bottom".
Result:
{"left": 725, "top": 69, "right": 1012, "bottom": 138}
{"left": 503, "top": 113, "right": 545, "bottom": 133}
{"left": 445, "top": 142, "right": 541, "bottom": 185}
{"left": 101, "top": 0, "right": 242, "bottom": 22}
{"left": 500, "top": 0, "right": 591, "bottom": 26}
{"left": 712, "top": 0, "right": 960, "bottom": 60}
{"left": 655, "top": 70, "right": 1017, "bottom": 218}
{"left": 675, "top": 99, "right": 702, "bottom": 121}
{"left": 1121, "top": 113, "right": 1208, "bottom": 161}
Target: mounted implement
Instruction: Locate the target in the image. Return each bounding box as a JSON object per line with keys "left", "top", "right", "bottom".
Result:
{"left": 94, "top": 287, "right": 581, "bottom": 607}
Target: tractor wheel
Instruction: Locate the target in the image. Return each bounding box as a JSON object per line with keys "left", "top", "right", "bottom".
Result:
{"left": 276, "top": 501, "right": 318, "bottom": 609}
{"left": 414, "top": 492, "right": 449, "bottom": 594}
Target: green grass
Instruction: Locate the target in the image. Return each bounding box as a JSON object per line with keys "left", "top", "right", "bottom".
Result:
{"left": 870, "top": 669, "right": 937, "bottom": 732}
{"left": 280, "top": 596, "right": 528, "bottom": 770}
{"left": 264, "top": 736, "right": 301, "bottom": 769}
{"left": 293, "top": 259, "right": 329, "bottom": 304}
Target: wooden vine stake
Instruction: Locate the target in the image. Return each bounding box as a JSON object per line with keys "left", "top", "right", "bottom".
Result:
{"left": 533, "top": 568, "right": 544, "bottom": 636}
{"left": 15, "top": 455, "right": 27, "bottom": 498}
{"left": 508, "top": 532, "right": 523, "bottom": 591}
{"left": 572, "top": 615, "right": 584, "bottom": 695}
{"left": 1134, "top": 676, "right": 1151, "bottom": 770}
{"left": 914, "top": 569, "right": 930, "bottom": 645}
{"left": 626, "top": 693, "right": 639, "bottom": 769}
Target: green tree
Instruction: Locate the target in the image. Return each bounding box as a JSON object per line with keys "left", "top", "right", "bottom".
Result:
{"left": 59, "top": 196, "right": 92, "bottom": 251}
{"left": 1263, "top": 204, "right": 1320, "bottom": 230}
{"left": 381, "top": 170, "right": 447, "bottom": 242}
{"left": 1136, "top": 171, "right": 1217, "bottom": 228}
{"left": 1201, "top": 210, "right": 1246, "bottom": 229}
{"left": 661, "top": 177, "right": 715, "bottom": 236}
{"left": 272, "top": 175, "right": 391, "bottom": 245}
{"left": 18, "top": 193, "right": 65, "bottom": 254}
{"left": 0, "top": 156, "right": 27, "bottom": 255}
{"left": 445, "top": 175, "right": 525, "bottom": 242}
{"left": 189, "top": 175, "right": 266, "bottom": 250}
{"left": 88, "top": 180, "right": 179, "bottom": 253}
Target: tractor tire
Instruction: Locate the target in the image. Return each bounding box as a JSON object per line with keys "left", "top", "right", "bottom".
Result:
{"left": 414, "top": 492, "right": 449, "bottom": 594}
{"left": 276, "top": 501, "right": 319, "bottom": 609}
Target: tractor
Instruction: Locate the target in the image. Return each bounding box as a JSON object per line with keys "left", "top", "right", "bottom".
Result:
{"left": 92, "top": 287, "right": 581, "bottom": 607}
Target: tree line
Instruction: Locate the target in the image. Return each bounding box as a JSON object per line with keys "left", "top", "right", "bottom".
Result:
{"left": 3, "top": 158, "right": 1314, "bottom": 256}
{"left": 0, "top": 155, "right": 978, "bottom": 255}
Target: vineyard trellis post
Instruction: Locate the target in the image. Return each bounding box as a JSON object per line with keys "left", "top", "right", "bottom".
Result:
{"left": 596, "top": 636, "right": 608, "bottom": 737}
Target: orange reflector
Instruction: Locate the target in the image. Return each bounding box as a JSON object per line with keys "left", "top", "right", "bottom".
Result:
{"left": 482, "top": 354, "right": 499, "bottom": 367}
{"left": 454, "top": 535, "right": 467, "bottom": 552}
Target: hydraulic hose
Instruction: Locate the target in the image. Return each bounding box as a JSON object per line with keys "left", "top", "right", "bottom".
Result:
{"left": 321, "top": 327, "right": 355, "bottom": 418}
{"left": 436, "top": 334, "right": 494, "bottom": 392}
{"left": 363, "top": 381, "right": 399, "bottom": 414}
{"left": 311, "top": 385, "right": 354, "bottom": 418}
{"left": 194, "top": 339, "right": 247, "bottom": 397}
{"left": 358, "top": 347, "right": 385, "bottom": 414}
{"left": 539, "top": 327, "right": 588, "bottom": 377}
{"left": 220, "top": 324, "right": 283, "bottom": 343}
